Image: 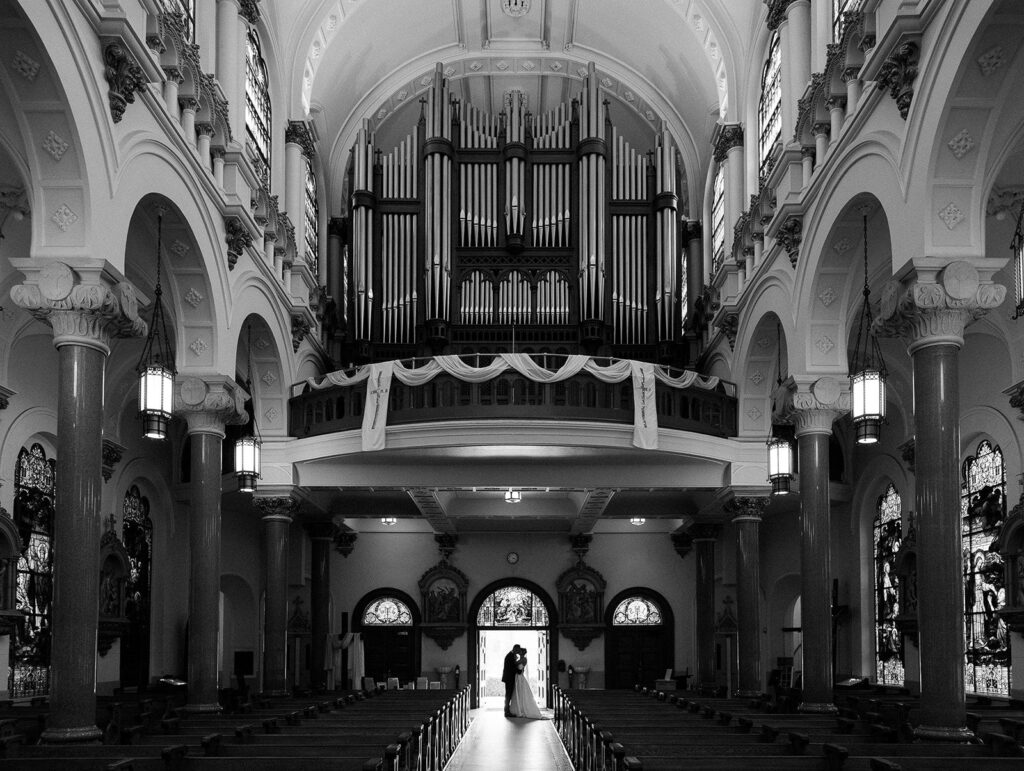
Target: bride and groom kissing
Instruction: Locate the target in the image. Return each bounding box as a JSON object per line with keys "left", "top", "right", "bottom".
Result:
{"left": 501, "top": 644, "right": 543, "bottom": 719}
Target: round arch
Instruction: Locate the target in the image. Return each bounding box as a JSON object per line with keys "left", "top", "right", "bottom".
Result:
{"left": 352, "top": 587, "right": 421, "bottom": 688}
{"left": 468, "top": 578, "right": 559, "bottom": 709}
{"left": 604, "top": 586, "right": 675, "bottom": 690}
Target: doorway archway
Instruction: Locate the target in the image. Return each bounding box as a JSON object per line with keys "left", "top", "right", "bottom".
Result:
{"left": 469, "top": 580, "right": 558, "bottom": 709}
{"left": 604, "top": 588, "right": 675, "bottom": 689}
{"left": 353, "top": 588, "right": 421, "bottom": 687}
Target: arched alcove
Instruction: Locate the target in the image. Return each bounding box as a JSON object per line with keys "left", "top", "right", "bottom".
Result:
{"left": 603, "top": 587, "right": 675, "bottom": 690}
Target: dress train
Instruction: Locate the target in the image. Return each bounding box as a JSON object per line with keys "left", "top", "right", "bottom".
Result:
{"left": 510, "top": 672, "right": 544, "bottom": 719}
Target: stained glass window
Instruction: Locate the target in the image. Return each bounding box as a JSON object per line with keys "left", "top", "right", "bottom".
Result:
{"left": 9, "top": 444, "right": 55, "bottom": 698}
{"left": 121, "top": 485, "right": 153, "bottom": 687}
{"left": 961, "top": 440, "right": 1011, "bottom": 696}
{"left": 612, "top": 596, "right": 663, "bottom": 626}
{"left": 363, "top": 597, "right": 413, "bottom": 626}
{"left": 873, "top": 483, "right": 904, "bottom": 686}
{"left": 159, "top": 0, "right": 195, "bottom": 42}
{"left": 477, "top": 586, "right": 550, "bottom": 626}
{"left": 304, "top": 156, "right": 319, "bottom": 276}
{"left": 245, "top": 28, "right": 272, "bottom": 186}
{"left": 758, "top": 32, "right": 782, "bottom": 184}
{"left": 832, "top": 0, "right": 862, "bottom": 41}
{"left": 711, "top": 164, "right": 725, "bottom": 274}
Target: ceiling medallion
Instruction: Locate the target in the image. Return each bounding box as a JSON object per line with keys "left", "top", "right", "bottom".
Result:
{"left": 501, "top": 0, "right": 531, "bottom": 18}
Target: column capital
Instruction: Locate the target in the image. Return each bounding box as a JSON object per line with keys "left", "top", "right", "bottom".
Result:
{"left": 874, "top": 261, "right": 1005, "bottom": 352}
{"left": 727, "top": 495, "right": 770, "bottom": 523}
{"left": 712, "top": 123, "right": 743, "bottom": 164}
{"left": 285, "top": 120, "right": 316, "bottom": 158}
{"left": 671, "top": 532, "right": 693, "bottom": 559}
{"left": 254, "top": 495, "right": 299, "bottom": 522}
{"left": 173, "top": 374, "right": 249, "bottom": 436}
{"left": 9, "top": 259, "right": 148, "bottom": 354}
{"left": 766, "top": 0, "right": 797, "bottom": 31}
{"left": 773, "top": 375, "right": 849, "bottom": 436}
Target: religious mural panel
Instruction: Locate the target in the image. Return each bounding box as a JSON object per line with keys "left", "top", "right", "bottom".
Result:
{"left": 477, "top": 586, "right": 549, "bottom": 626}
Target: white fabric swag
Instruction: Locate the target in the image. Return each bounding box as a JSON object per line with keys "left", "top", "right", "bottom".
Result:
{"left": 306, "top": 354, "right": 723, "bottom": 451}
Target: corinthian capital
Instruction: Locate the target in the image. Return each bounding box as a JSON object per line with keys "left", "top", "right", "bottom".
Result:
{"left": 727, "top": 496, "right": 769, "bottom": 522}
{"left": 773, "top": 375, "right": 850, "bottom": 436}
{"left": 254, "top": 495, "right": 300, "bottom": 521}
{"left": 874, "top": 261, "right": 1005, "bottom": 352}
{"left": 9, "top": 259, "right": 148, "bottom": 354}
{"left": 173, "top": 374, "right": 249, "bottom": 436}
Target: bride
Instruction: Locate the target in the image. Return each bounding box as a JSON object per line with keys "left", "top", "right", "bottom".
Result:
{"left": 509, "top": 649, "right": 544, "bottom": 719}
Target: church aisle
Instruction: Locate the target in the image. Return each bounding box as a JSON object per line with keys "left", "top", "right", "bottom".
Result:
{"left": 444, "top": 702, "right": 571, "bottom": 771}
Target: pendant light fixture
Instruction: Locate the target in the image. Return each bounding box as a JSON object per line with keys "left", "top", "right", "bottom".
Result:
{"left": 767, "top": 322, "right": 793, "bottom": 494}
{"left": 504, "top": 488, "right": 522, "bottom": 504}
{"left": 235, "top": 326, "right": 262, "bottom": 493}
{"left": 136, "top": 206, "right": 176, "bottom": 440}
{"left": 849, "top": 208, "right": 887, "bottom": 444}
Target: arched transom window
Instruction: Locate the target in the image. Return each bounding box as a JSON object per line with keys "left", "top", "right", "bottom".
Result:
{"left": 758, "top": 31, "right": 782, "bottom": 183}
{"left": 477, "top": 586, "right": 549, "bottom": 626}
{"left": 245, "top": 28, "right": 272, "bottom": 186}
{"left": 961, "top": 440, "right": 1011, "bottom": 696}
{"left": 362, "top": 596, "right": 413, "bottom": 626}
{"left": 873, "top": 483, "right": 903, "bottom": 686}
{"left": 612, "top": 596, "right": 663, "bottom": 626}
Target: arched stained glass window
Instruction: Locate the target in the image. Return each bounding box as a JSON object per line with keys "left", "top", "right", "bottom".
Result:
{"left": 121, "top": 485, "right": 154, "bottom": 687}
{"left": 612, "top": 596, "right": 663, "bottom": 626}
{"left": 873, "top": 483, "right": 904, "bottom": 686}
{"left": 758, "top": 31, "right": 782, "bottom": 184}
{"left": 477, "top": 586, "right": 549, "bottom": 626}
{"left": 245, "top": 28, "right": 272, "bottom": 186}
{"left": 961, "top": 440, "right": 1011, "bottom": 696}
{"left": 711, "top": 163, "right": 725, "bottom": 273}
{"left": 304, "top": 156, "right": 319, "bottom": 277}
{"left": 363, "top": 596, "right": 413, "bottom": 626}
{"left": 9, "top": 444, "right": 55, "bottom": 698}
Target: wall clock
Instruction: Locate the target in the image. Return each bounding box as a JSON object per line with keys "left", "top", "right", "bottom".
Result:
{"left": 506, "top": 551, "right": 520, "bottom": 564}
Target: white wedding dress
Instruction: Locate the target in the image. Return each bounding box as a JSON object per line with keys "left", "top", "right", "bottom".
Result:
{"left": 510, "top": 669, "right": 543, "bottom": 719}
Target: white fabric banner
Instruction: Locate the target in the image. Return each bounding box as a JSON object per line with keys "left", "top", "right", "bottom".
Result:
{"left": 303, "top": 355, "right": 724, "bottom": 452}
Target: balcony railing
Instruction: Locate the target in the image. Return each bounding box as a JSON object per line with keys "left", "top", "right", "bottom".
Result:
{"left": 289, "top": 355, "right": 738, "bottom": 441}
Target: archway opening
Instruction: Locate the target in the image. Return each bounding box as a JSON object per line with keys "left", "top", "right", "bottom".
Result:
{"left": 604, "top": 588, "right": 674, "bottom": 690}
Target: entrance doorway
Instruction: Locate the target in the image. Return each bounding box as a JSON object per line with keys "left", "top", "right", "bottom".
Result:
{"left": 478, "top": 628, "right": 549, "bottom": 709}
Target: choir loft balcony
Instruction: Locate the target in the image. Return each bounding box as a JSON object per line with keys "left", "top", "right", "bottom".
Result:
{"left": 288, "top": 354, "right": 738, "bottom": 441}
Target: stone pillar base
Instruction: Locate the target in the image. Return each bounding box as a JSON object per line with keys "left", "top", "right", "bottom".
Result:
{"left": 798, "top": 701, "right": 838, "bottom": 714}
{"left": 41, "top": 726, "right": 103, "bottom": 744}
{"left": 913, "top": 725, "right": 974, "bottom": 742}
{"left": 183, "top": 703, "right": 223, "bottom": 714}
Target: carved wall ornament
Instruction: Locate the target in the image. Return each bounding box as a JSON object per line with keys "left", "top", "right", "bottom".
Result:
{"left": 419, "top": 554, "right": 469, "bottom": 649}
{"left": 718, "top": 312, "right": 739, "bottom": 351}
{"left": 42, "top": 131, "right": 69, "bottom": 162}
{"left": 261, "top": 369, "right": 278, "bottom": 387}
{"left": 987, "top": 186, "right": 1024, "bottom": 218}
{"left": 746, "top": 405, "right": 763, "bottom": 422}
{"left": 671, "top": 532, "right": 693, "bottom": 559}
{"left": 224, "top": 217, "right": 254, "bottom": 269}
{"left": 97, "top": 526, "right": 131, "bottom": 655}
{"left": 938, "top": 202, "right": 964, "bottom": 230}
{"left": 813, "top": 122, "right": 831, "bottom": 138}
{"left": 977, "top": 46, "right": 1006, "bottom": 77}
{"left": 102, "top": 42, "right": 147, "bottom": 124}
{"left": 815, "top": 335, "right": 835, "bottom": 355}
{"left": 557, "top": 561, "right": 607, "bottom": 650}
{"left": 876, "top": 41, "right": 919, "bottom": 120}
{"left": 184, "top": 287, "right": 203, "bottom": 308}
{"left": 173, "top": 375, "right": 249, "bottom": 434}
{"left": 749, "top": 370, "right": 764, "bottom": 386}
{"left": 774, "top": 376, "right": 851, "bottom": 433}
{"left": 726, "top": 496, "right": 769, "bottom": 522}
{"left": 264, "top": 406, "right": 279, "bottom": 423}
{"left": 947, "top": 129, "right": 976, "bottom": 160}
{"left": 239, "top": 0, "right": 262, "bottom": 24}
{"left": 712, "top": 124, "right": 744, "bottom": 164}
{"left": 776, "top": 216, "right": 802, "bottom": 267}
{"left": 292, "top": 315, "right": 311, "bottom": 352}
{"left": 832, "top": 236, "right": 853, "bottom": 255}
{"left": 12, "top": 50, "right": 40, "bottom": 81}
{"left": 171, "top": 240, "right": 191, "bottom": 257}
{"left": 101, "top": 439, "right": 125, "bottom": 482}
{"left": 898, "top": 437, "right": 915, "bottom": 472}
{"left": 188, "top": 337, "right": 208, "bottom": 357}
{"left": 52, "top": 204, "right": 78, "bottom": 233}
{"left": 819, "top": 286, "right": 837, "bottom": 307}
{"left": 285, "top": 121, "right": 316, "bottom": 158}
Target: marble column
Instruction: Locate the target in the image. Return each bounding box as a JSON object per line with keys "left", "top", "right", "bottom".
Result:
{"left": 174, "top": 375, "right": 248, "bottom": 713}
{"left": 308, "top": 523, "right": 335, "bottom": 692}
{"left": 692, "top": 524, "right": 721, "bottom": 693}
{"left": 216, "top": 0, "right": 243, "bottom": 141}
{"left": 876, "top": 262, "right": 1004, "bottom": 740}
{"left": 10, "top": 259, "right": 147, "bottom": 742}
{"left": 730, "top": 496, "right": 769, "bottom": 697}
{"left": 254, "top": 495, "right": 299, "bottom": 696}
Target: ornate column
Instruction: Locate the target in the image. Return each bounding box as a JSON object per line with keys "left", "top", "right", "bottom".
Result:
{"left": 876, "top": 262, "right": 1004, "bottom": 740}
{"left": 781, "top": 377, "right": 849, "bottom": 713}
{"left": 843, "top": 68, "right": 862, "bottom": 118}
{"left": 254, "top": 495, "right": 299, "bottom": 696}
{"left": 827, "top": 97, "right": 845, "bottom": 143}
{"left": 728, "top": 495, "right": 769, "bottom": 697}
{"left": 307, "top": 522, "right": 335, "bottom": 692}
{"left": 9, "top": 259, "right": 147, "bottom": 742}
{"left": 692, "top": 524, "right": 721, "bottom": 693}
{"left": 174, "top": 375, "right": 248, "bottom": 712}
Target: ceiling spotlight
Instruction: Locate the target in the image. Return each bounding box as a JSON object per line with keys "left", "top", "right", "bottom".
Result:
{"left": 381, "top": 516, "right": 398, "bottom": 526}
{"left": 630, "top": 516, "right": 646, "bottom": 526}
{"left": 504, "top": 488, "right": 522, "bottom": 504}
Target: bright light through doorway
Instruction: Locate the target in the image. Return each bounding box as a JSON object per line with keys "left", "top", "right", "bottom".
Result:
{"left": 478, "top": 628, "right": 548, "bottom": 710}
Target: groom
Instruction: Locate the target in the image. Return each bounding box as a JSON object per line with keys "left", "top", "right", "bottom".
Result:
{"left": 501, "top": 644, "right": 523, "bottom": 717}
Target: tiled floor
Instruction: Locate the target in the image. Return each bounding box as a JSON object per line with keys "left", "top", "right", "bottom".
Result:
{"left": 445, "top": 702, "right": 572, "bottom": 771}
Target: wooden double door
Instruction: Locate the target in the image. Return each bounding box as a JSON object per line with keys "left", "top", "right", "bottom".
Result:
{"left": 362, "top": 627, "right": 419, "bottom": 684}
{"left": 605, "top": 625, "right": 673, "bottom": 689}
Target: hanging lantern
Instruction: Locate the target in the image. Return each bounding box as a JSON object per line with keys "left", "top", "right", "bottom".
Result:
{"left": 767, "top": 435, "right": 793, "bottom": 495}
{"left": 235, "top": 326, "right": 262, "bottom": 493}
{"left": 136, "top": 207, "right": 176, "bottom": 440}
{"left": 849, "top": 209, "right": 887, "bottom": 444}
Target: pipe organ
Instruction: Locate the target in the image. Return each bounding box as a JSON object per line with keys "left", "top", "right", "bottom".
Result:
{"left": 340, "top": 61, "right": 693, "bottom": 365}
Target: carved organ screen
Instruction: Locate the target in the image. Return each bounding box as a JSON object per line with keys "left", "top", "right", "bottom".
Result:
{"left": 340, "top": 63, "right": 692, "bottom": 366}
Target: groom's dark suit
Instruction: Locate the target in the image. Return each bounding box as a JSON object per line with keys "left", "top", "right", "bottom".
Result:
{"left": 501, "top": 648, "right": 520, "bottom": 716}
